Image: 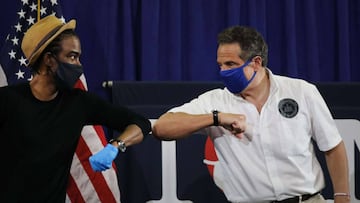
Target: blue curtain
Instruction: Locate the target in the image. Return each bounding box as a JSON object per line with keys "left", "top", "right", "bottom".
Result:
{"left": 1, "top": 0, "right": 359, "bottom": 97}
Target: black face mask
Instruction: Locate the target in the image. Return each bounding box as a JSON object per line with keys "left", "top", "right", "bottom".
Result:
{"left": 54, "top": 61, "right": 83, "bottom": 90}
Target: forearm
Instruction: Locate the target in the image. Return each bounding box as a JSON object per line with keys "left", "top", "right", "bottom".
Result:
{"left": 113, "top": 124, "right": 144, "bottom": 147}
{"left": 152, "top": 112, "right": 213, "bottom": 140}
{"left": 325, "top": 141, "right": 350, "bottom": 202}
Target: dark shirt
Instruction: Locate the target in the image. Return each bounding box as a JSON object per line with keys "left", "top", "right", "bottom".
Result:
{"left": 0, "top": 83, "right": 151, "bottom": 203}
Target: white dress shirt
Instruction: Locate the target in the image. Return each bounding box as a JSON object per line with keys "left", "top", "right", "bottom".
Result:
{"left": 169, "top": 70, "right": 342, "bottom": 202}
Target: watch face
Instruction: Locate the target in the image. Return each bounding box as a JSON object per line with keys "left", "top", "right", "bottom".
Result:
{"left": 118, "top": 140, "right": 126, "bottom": 152}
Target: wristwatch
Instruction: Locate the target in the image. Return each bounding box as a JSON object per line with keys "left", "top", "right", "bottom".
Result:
{"left": 109, "top": 138, "right": 127, "bottom": 152}
{"left": 212, "top": 110, "right": 219, "bottom": 126}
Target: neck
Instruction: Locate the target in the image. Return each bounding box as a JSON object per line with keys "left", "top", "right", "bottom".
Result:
{"left": 240, "top": 68, "right": 270, "bottom": 112}
{"left": 30, "top": 73, "right": 58, "bottom": 101}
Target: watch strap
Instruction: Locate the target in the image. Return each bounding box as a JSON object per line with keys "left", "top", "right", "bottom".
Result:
{"left": 212, "top": 110, "right": 219, "bottom": 126}
{"left": 109, "top": 138, "right": 126, "bottom": 152}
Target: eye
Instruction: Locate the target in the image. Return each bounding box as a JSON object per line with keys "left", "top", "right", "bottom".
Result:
{"left": 67, "top": 54, "right": 80, "bottom": 62}
{"left": 224, "top": 62, "right": 236, "bottom": 66}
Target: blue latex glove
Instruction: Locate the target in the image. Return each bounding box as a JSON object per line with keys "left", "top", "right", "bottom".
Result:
{"left": 89, "top": 144, "right": 119, "bottom": 172}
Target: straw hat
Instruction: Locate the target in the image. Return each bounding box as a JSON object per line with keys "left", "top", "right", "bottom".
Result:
{"left": 21, "top": 15, "right": 76, "bottom": 66}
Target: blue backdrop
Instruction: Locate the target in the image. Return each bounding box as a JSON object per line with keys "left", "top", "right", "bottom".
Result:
{"left": 0, "top": 0, "right": 359, "bottom": 100}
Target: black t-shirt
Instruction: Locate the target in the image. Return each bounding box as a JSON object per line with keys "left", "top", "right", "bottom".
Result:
{"left": 0, "top": 83, "right": 151, "bottom": 203}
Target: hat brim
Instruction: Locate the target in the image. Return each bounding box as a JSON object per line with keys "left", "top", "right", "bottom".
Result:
{"left": 27, "top": 19, "right": 76, "bottom": 66}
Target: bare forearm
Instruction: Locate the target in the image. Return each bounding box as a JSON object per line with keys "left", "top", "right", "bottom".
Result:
{"left": 325, "top": 141, "right": 350, "bottom": 202}
{"left": 152, "top": 112, "right": 213, "bottom": 140}
{"left": 114, "top": 124, "right": 144, "bottom": 147}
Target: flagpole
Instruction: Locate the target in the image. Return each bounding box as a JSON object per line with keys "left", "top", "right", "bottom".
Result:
{"left": 37, "top": 0, "right": 41, "bottom": 21}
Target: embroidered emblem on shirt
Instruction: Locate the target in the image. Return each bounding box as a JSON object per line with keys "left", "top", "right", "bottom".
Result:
{"left": 278, "top": 98, "right": 298, "bottom": 118}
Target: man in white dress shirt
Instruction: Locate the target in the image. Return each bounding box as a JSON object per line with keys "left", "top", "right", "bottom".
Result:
{"left": 152, "top": 25, "right": 350, "bottom": 203}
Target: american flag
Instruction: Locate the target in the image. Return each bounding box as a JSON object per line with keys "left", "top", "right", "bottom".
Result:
{"left": 0, "top": 0, "right": 121, "bottom": 202}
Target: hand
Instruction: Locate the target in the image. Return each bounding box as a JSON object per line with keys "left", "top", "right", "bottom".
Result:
{"left": 218, "top": 113, "right": 247, "bottom": 138}
{"left": 89, "top": 144, "right": 119, "bottom": 172}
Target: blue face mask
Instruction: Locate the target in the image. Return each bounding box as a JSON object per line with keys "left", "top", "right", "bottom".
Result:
{"left": 219, "top": 61, "right": 257, "bottom": 94}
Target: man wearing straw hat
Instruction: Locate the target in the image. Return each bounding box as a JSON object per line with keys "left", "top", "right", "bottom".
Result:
{"left": 0, "top": 15, "right": 151, "bottom": 202}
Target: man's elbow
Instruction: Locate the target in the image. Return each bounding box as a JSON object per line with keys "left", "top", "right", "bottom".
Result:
{"left": 152, "top": 123, "right": 176, "bottom": 141}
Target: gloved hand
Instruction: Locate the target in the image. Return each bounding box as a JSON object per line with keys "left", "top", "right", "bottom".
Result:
{"left": 89, "top": 144, "right": 119, "bottom": 172}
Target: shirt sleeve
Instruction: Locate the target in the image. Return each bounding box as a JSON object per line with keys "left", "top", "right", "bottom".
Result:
{"left": 306, "top": 84, "right": 342, "bottom": 151}
{"left": 168, "top": 89, "right": 222, "bottom": 114}
{"left": 167, "top": 89, "right": 224, "bottom": 135}
{"left": 82, "top": 91, "right": 152, "bottom": 137}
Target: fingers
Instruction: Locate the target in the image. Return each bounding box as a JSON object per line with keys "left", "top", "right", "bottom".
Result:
{"left": 89, "top": 157, "right": 111, "bottom": 171}
{"left": 231, "top": 122, "right": 245, "bottom": 132}
{"left": 88, "top": 144, "right": 118, "bottom": 172}
{"left": 234, "top": 132, "right": 244, "bottom": 139}
{"left": 218, "top": 113, "right": 240, "bottom": 125}
{"left": 217, "top": 112, "right": 249, "bottom": 138}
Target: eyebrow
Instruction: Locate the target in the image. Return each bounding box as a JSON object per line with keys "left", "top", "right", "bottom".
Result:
{"left": 67, "top": 50, "right": 81, "bottom": 56}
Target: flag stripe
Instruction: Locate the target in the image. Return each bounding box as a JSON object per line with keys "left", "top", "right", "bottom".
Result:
{"left": 74, "top": 77, "right": 86, "bottom": 90}
{"left": 0, "top": 64, "right": 8, "bottom": 86}
{"left": 66, "top": 174, "right": 86, "bottom": 203}
{"left": 69, "top": 145, "right": 101, "bottom": 203}
{"left": 93, "top": 124, "right": 108, "bottom": 145}
{"left": 76, "top": 127, "right": 118, "bottom": 203}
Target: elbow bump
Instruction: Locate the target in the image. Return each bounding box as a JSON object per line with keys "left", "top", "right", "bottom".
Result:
{"left": 152, "top": 125, "right": 172, "bottom": 140}
{"left": 151, "top": 125, "right": 162, "bottom": 138}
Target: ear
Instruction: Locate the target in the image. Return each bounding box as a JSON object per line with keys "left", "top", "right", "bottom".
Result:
{"left": 252, "top": 56, "right": 263, "bottom": 71}
{"left": 43, "top": 52, "right": 56, "bottom": 67}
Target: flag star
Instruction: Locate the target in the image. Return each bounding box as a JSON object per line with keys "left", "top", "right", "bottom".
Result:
{"left": 17, "top": 9, "right": 26, "bottom": 19}
{"left": 6, "top": 34, "right": 10, "bottom": 41}
{"left": 40, "top": 6, "right": 47, "bottom": 16}
{"left": 18, "top": 56, "right": 27, "bottom": 66}
{"left": 8, "top": 50, "right": 16, "bottom": 59}
{"left": 60, "top": 16, "right": 66, "bottom": 23}
{"left": 30, "top": 2, "right": 37, "bottom": 11}
{"left": 50, "top": 0, "right": 58, "bottom": 6}
{"left": 21, "top": 0, "right": 29, "bottom": 5}
{"left": 27, "top": 16, "right": 35, "bottom": 25}
{"left": 11, "top": 36, "right": 19, "bottom": 46}
{"left": 15, "top": 69, "right": 25, "bottom": 79}
{"left": 14, "top": 23, "right": 22, "bottom": 32}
